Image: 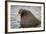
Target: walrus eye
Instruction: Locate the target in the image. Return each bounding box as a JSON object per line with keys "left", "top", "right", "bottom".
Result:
{"left": 21, "top": 13, "right": 24, "bottom": 15}
{"left": 21, "top": 12, "right": 24, "bottom": 17}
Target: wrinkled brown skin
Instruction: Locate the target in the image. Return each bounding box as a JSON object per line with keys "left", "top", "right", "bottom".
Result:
{"left": 18, "top": 9, "right": 41, "bottom": 28}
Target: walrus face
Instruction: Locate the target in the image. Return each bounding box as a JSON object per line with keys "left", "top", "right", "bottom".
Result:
{"left": 18, "top": 9, "right": 31, "bottom": 18}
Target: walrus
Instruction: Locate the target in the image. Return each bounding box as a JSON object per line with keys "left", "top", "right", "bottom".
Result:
{"left": 18, "top": 9, "right": 41, "bottom": 28}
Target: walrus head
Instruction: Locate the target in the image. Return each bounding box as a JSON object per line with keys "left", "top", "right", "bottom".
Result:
{"left": 18, "top": 9, "right": 31, "bottom": 17}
